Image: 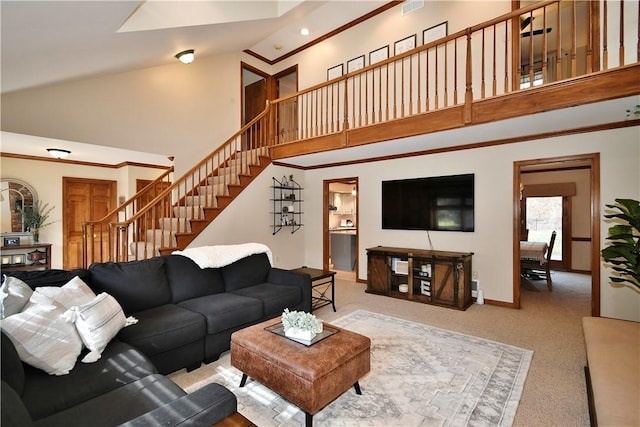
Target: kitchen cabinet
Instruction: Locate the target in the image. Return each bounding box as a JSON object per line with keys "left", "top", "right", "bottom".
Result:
{"left": 331, "top": 232, "right": 356, "bottom": 271}
{"left": 330, "top": 192, "right": 355, "bottom": 215}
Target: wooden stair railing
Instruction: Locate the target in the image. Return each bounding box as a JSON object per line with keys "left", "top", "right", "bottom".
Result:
{"left": 81, "top": 167, "right": 174, "bottom": 267}
{"left": 82, "top": 105, "right": 272, "bottom": 265}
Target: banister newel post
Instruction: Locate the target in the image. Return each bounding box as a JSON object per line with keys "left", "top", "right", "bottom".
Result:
{"left": 464, "top": 28, "right": 473, "bottom": 124}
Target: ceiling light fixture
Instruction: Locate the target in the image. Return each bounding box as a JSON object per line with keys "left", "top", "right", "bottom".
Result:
{"left": 47, "top": 148, "right": 71, "bottom": 159}
{"left": 175, "top": 49, "right": 195, "bottom": 64}
{"left": 300, "top": 28, "right": 310, "bottom": 36}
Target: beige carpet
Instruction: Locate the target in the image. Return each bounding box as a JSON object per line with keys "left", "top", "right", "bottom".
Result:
{"left": 170, "top": 270, "right": 591, "bottom": 426}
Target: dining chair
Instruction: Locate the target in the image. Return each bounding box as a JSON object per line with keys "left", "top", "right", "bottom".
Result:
{"left": 521, "top": 231, "right": 556, "bottom": 291}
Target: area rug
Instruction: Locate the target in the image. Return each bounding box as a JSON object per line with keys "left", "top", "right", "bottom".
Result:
{"left": 172, "top": 310, "right": 533, "bottom": 426}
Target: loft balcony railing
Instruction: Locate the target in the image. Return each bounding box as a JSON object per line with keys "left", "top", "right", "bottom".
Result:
{"left": 268, "top": 0, "right": 639, "bottom": 157}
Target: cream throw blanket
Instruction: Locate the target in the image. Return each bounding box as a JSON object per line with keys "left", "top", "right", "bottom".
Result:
{"left": 172, "top": 243, "right": 273, "bottom": 268}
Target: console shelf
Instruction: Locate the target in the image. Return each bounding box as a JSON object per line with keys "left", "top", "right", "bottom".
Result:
{"left": 366, "top": 246, "right": 473, "bottom": 310}
{"left": 1, "top": 243, "right": 52, "bottom": 272}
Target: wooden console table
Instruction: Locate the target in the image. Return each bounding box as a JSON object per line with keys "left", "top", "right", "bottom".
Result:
{"left": 1, "top": 243, "right": 52, "bottom": 272}
{"left": 366, "top": 246, "right": 473, "bottom": 310}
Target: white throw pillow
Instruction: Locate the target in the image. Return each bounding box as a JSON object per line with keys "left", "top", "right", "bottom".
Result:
{"left": 0, "top": 275, "right": 33, "bottom": 318}
{"left": 1, "top": 302, "right": 83, "bottom": 375}
{"left": 26, "top": 276, "right": 95, "bottom": 311}
{"left": 63, "top": 293, "right": 138, "bottom": 363}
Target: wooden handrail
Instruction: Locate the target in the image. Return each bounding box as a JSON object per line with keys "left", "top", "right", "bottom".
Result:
{"left": 82, "top": 166, "right": 173, "bottom": 267}
{"left": 83, "top": 104, "right": 272, "bottom": 264}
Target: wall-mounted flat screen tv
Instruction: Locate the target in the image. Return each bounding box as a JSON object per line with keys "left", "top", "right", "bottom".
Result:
{"left": 382, "top": 173, "right": 474, "bottom": 232}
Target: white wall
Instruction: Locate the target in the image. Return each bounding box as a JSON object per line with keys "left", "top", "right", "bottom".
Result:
{"left": 0, "top": 156, "right": 169, "bottom": 268}
{"left": 190, "top": 163, "right": 306, "bottom": 270}
{"left": 301, "top": 127, "right": 640, "bottom": 321}
{"left": 1, "top": 52, "right": 272, "bottom": 176}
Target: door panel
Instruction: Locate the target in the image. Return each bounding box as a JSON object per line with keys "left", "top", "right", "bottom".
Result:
{"left": 63, "top": 178, "right": 116, "bottom": 269}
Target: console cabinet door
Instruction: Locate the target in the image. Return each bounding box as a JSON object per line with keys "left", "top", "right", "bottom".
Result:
{"left": 367, "top": 252, "right": 388, "bottom": 294}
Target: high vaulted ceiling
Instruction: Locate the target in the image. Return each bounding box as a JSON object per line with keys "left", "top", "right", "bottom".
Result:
{"left": 0, "top": 0, "right": 389, "bottom": 94}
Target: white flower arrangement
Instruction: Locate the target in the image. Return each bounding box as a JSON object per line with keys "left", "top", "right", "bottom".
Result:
{"left": 281, "top": 308, "right": 322, "bottom": 342}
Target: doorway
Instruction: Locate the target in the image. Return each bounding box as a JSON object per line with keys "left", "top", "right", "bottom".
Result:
{"left": 323, "top": 178, "right": 359, "bottom": 279}
{"left": 241, "top": 63, "right": 298, "bottom": 146}
{"left": 522, "top": 195, "right": 570, "bottom": 271}
{"left": 63, "top": 177, "right": 117, "bottom": 269}
{"left": 514, "top": 153, "right": 600, "bottom": 316}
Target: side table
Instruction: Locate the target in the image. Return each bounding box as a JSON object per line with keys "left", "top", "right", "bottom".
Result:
{"left": 290, "top": 267, "right": 336, "bottom": 312}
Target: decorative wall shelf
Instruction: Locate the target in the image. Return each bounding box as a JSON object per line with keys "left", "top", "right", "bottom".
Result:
{"left": 271, "top": 177, "right": 303, "bottom": 235}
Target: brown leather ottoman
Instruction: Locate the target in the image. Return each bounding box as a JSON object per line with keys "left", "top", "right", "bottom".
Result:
{"left": 230, "top": 318, "right": 371, "bottom": 427}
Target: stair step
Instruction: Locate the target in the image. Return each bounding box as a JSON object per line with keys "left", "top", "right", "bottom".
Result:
{"left": 198, "top": 183, "right": 228, "bottom": 195}
{"left": 207, "top": 175, "right": 240, "bottom": 186}
{"left": 184, "top": 194, "right": 217, "bottom": 207}
{"left": 145, "top": 229, "right": 177, "bottom": 247}
{"left": 129, "top": 242, "right": 161, "bottom": 259}
{"left": 158, "top": 217, "right": 191, "bottom": 233}
{"left": 240, "top": 147, "right": 269, "bottom": 162}
{"left": 173, "top": 206, "right": 205, "bottom": 219}
{"left": 218, "top": 164, "right": 249, "bottom": 176}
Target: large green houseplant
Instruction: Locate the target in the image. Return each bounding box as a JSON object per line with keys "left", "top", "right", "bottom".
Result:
{"left": 601, "top": 198, "right": 640, "bottom": 290}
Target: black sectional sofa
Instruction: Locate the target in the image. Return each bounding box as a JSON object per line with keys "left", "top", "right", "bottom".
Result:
{"left": 1, "top": 250, "right": 312, "bottom": 426}
{"left": 88, "top": 252, "right": 311, "bottom": 374}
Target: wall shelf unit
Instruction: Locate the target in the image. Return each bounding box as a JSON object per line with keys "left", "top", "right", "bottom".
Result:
{"left": 271, "top": 177, "right": 303, "bottom": 235}
{"left": 366, "top": 246, "right": 473, "bottom": 310}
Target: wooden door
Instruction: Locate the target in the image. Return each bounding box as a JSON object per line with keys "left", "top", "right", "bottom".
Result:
{"left": 63, "top": 178, "right": 116, "bottom": 269}
{"left": 244, "top": 79, "right": 267, "bottom": 125}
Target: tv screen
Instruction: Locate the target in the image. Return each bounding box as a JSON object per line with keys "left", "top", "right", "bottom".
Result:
{"left": 382, "top": 174, "right": 474, "bottom": 232}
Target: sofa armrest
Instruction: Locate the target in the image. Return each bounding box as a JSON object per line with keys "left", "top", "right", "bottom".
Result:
{"left": 268, "top": 268, "right": 312, "bottom": 313}
{"left": 120, "top": 383, "right": 237, "bottom": 426}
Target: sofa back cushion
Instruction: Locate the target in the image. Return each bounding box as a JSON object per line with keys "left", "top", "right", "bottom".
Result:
{"left": 221, "top": 253, "right": 271, "bottom": 292}
{"left": 164, "top": 255, "right": 225, "bottom": 303}
{"left": 7, "top": 269, "right": 91, "bottom": 289}
{"left": 89, "top": 257, "right": 170, "bottom": 314}
{"left": 1, "top": 332, "right": 25, "bottom": 396}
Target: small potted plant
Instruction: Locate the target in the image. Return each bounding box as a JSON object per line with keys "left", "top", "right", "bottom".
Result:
{"left": 23, "top": 200, "right": 55, "bottom": 243}
{"left": 601, "top": 198, "right": 640, "bottom": 290}
{"left": 281, "top": 308, "right": 323, "bottom": 342}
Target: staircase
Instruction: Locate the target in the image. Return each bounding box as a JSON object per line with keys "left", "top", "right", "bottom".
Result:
{"left": 82, "top": 107, "right": 272, "bottom": 266}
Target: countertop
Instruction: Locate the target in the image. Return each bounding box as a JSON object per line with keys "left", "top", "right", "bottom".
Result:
{"left": 330, "top": 227, "right": 357, "bottom": 234}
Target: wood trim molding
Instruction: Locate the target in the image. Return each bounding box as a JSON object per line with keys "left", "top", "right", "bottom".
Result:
{"left": 0, "top": 152, "right": 172, "bottom": 170}
{"left": 243, "top": 1, "right": 401, "bottom": 65}
{"left": 271, "top": 119, "right": 638, "bottom": 171}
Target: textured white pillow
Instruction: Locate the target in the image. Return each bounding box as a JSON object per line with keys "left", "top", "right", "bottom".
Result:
{"left": 0, "top": 275, "right": 33, "bottom": 318}
{"left": 63, "top": 293, "right": 138, "bottom": 363}
{"left": 1, "top": 302, "right": 83, "bottom": 375}
{"left": 26, "top": 276, "right": 95, "bottom": 311}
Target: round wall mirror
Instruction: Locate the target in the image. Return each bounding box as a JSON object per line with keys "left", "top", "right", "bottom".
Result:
{"left": 1, "top": 178, "right": 38, "bottom": 233}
